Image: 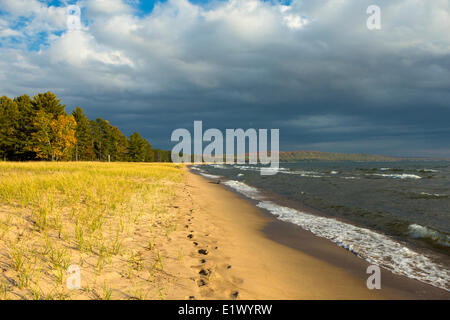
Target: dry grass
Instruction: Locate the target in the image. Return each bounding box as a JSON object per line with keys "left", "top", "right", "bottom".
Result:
{"left": 0, "top": 161, "right": 187, "bottom": 300}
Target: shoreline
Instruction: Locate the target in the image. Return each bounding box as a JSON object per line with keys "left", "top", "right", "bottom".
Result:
{"left": 184, "top": 168, "right": 449, "bottom": 299}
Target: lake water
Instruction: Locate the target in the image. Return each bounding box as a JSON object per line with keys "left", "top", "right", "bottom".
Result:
{"left": 192, "top": 161, "right": 450, "bottom": 291}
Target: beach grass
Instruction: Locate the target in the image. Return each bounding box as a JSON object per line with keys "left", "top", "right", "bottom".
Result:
{"left": 0, "top": 161, "right": 185, "bottom": 300}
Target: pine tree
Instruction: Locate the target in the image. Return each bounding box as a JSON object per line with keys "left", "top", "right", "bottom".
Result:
{"left": 72, "top": 107, "right": 95, "bottom": 161}
{"left": 110, "top": 126, "right": 129, "bottom": 161}
{"left": 128, "top": 132, "right": 147, "bottom": 162}
{"left": 32, "top": 92, "right": 65, "bottom": 118}
{"left": 144, "top": 141, "right": 155, "bottom": 162}
{"left": 14, "top": 95, "right": 36, "bottom": 160}
{"left": 153, "top": 149, "right": 170, "bottom": 162}
{"left": 29, "top": 110, "right": 53, "bottom": 160}
{"left": 0, "top": 92, "right": 171, "bottom": 162}
{"left": 0, "top": 96, "right": 20, "bottom": 161}
{"left": 92, "top": 118, "right": 114, "bottom": 161}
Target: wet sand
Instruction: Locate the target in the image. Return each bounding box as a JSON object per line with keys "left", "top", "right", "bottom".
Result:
{"left": 184, "top": 168, "right": 449, "bottom": 299}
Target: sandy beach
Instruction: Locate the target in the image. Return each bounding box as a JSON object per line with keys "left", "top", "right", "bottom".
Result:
{"left": 0, "top": 162, "right": 448, "bottom": 300}
{"left": 181, "top": 167, "right": 449, "bottom": 299}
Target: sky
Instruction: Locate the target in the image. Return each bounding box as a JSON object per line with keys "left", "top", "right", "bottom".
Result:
{"left": 0, "top": 0, "right": 449, "bottom": 157}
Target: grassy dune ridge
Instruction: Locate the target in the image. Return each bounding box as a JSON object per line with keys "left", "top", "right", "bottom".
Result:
{"left": 0, "top": 162, "right": 187, "bottom": 300}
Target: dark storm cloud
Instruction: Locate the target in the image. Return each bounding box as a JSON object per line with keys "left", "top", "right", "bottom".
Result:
{"left": 0, "top": 0, "right": 449, "bottom": 156}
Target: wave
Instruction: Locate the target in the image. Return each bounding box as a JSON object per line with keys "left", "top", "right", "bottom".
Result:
{"left": 232, "top": 165, "right": 288, "bottom": 172}
{"left": 359, "top": 168, "right": 404, "bottom": 173}
{"left": 420, "top": 192, "right": 447, "bottom": 197}
{"left": 225, "top": 164, "right": 350, "bottom": 178}
{"left": 341, "top": 176, "right": 360, "bottom": 180}
{"left": 224, "top": 179, "right": 450, "bottom": 291}
{"left": 200, "top": 173, "right": 222, "bottom": 179}
{"left": 231, "top": 165, "right": 261, "bottom": 172}
{"left": 408, "top": 224, "right": 450, "bottom": 247}
{"left": 279, "top": 169, "right": 324, "bottom": 178}
{"left": 207, "top": 164, "right": 230, "bottom": 169}
{"left": 223, "top": 180, "right": 262, "bottom": 200}
{"left": 370, "top": 173, "right": 422, "bottom": 179}
{"left": 190, "top": 166, "right": 222, "bottom": 179}
{"left": 229, "top": 165, "right": 327, "bottom": 178}
{"left": 408, "top": 192, "right": 448, "bottom": 200}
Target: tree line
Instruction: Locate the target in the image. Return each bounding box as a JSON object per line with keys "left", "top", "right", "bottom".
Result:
{"left": 0, "top": 92, "right": 171, "bottom": 162}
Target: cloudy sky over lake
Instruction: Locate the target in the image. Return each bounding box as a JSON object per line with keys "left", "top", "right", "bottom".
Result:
{"left": 0, "top": 0, "right": 449, "bottom": 157}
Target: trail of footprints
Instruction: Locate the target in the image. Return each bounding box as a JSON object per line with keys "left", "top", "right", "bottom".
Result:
{"left": 183, "top": 188, "right": 241, "bottom": 300}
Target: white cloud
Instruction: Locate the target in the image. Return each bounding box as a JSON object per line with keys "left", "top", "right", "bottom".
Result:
{"left": 81, "top": 0, "right": 135, "bottom": 16}
{"left": 0, "top": 28, "right": 22, "bottom": 38}
{"left": 0, "top": 0, "right": 449, "bottom": 153}
{"left": 1, "top": 0, "right": 448, "bottom": 96}
{"left": 0, "top": 0, "right": 446, "bottom": 99}
{"left": 0, "top": 0, "right": 67, "bottom": 35}
{"left": 280, "top": 4, "right": 309, "bottom": 29}
{"left": 47, "top": 30, "right": 134, "bottom": 67}
{"left": 0, "top": 0, "right": 43, "bottom": 17}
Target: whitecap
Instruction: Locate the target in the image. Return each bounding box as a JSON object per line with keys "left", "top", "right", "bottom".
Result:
{"left": 222, "top": 180, "right": 262, "bottom": 200}
{"left": 408, "top": 224, "right": 450, "bottom": 247}
{"left": 371, "top": 173, "right": 422, "bottom": 179}
{"left": 257, "top": 201, "right": 449, "bottom": 291}
{"left": 199, "top": 172, "right": 222, "bottom": 179}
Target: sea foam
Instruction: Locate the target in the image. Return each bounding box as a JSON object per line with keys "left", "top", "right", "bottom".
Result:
{"left": 191, "top": 166, "right": 222, "bottom": 179}
{"left": 223, "top": 179, "right": 450, "bottom": 291}
{"left": 223, "top": 180, "right": 262, "bottom": 200}
{"left": 371, "top": 173, "right": 422, "bottom": 179}
{"left": 408, "top": 224, "right": 450, "bottom": 247}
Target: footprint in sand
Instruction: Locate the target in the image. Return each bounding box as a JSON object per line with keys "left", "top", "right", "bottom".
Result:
{"left": 197, "top": 279, "right": 207, "bottom": 287}
{"left": 199, "top": 269, "right": 211, "bottom": 276}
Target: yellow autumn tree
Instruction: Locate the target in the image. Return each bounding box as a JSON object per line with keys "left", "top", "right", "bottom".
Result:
{"left": 51, "top": 114, "right": 77, "bottom": 161}
{"left": 31, "top": 111, "right": 77, "bottom": 161}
